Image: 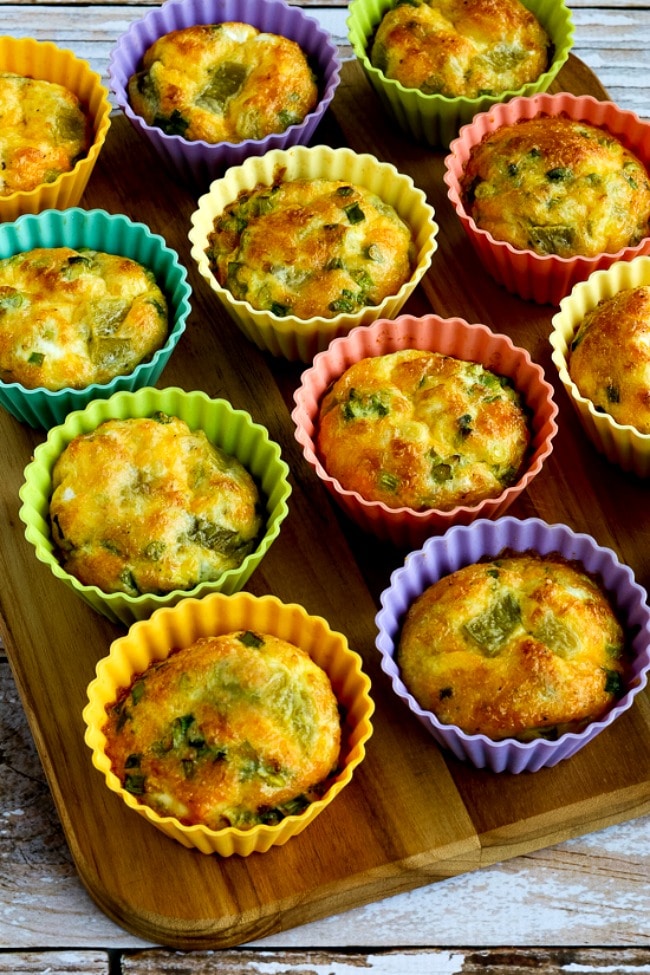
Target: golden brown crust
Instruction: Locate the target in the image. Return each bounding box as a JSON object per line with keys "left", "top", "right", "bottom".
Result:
{"left": 316, "top": 349, "right": 530, "bottom": 511}
{"left": 569, "top": 286, "right": 650, "bottom": 432}
{"left": 0, "top": 247, "right": 168, "bottom": 390}
{"left": 0, "top": 73, "right": 91, "bottom": 195}
{"left": 206, "top": 178, "right": 414, "bottom": 319}
{"left": 370, "top": 0, "right": 550, "bottom": 99}
{"left": 398, "top": 553, "right": 627, "bottom": 740}
{"left": 50, "top": 414, "right": 263, "bottom": 595}
{"left": 127, "top": 23, "right": 318, "bottom": 144}
{"left": 461, "top": 115, "right": 650, "bottom": 257}
{"left": 103, "top": 630, "right": 342, "bottom": 830}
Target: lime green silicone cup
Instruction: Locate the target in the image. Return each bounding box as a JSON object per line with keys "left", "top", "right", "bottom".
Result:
{"left": 18, "top": 387, "right": 291, "bottom": 625}
{"left": 347, "top": 0, "right": 574, "bottom": 148}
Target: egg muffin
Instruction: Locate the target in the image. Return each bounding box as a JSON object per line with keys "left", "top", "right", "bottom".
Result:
{"left": 398, "top": 552, "right": 627, "bottom": 741}
{"left": 461, "top": 115, "right": 650, "bottom": 257}
{"left": 316, "top": 349, "right": 530, "bottom": 511}
{"left": 127, "top": 22, "right": 318, "bottom": 144}
{"left": 568, "top": 286, "right": 650, "bottom": 433}
{"left": 0, "top": 246, "right": 169, "bottom": 390}
{"left": 369, "top": 0, "right": 550, "bottom": 99}
{"left": 0, "top": 72, "right": 91, "bottom": 196}
{"left": 102, "top": 629, "right": 342, "bottom": 830}
{"left": 205, "top": 178, "right": 415, "bottom": 320}
{"left": 49, "top": 413, "right": 263, "bottom": 595}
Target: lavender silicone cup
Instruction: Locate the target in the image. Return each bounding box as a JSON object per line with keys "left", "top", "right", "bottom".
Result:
{"left": 375, "top": 517, "right": 650, "bottom": 773}
{"left": 108, "top": 0, "right": 341, "bottom": 189}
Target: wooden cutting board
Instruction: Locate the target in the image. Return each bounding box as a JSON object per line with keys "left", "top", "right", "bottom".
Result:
{"left": 2, "top": 55, "right": 650, "bottom": 949}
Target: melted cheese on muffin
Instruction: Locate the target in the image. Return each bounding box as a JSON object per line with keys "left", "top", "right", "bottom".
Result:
{"left": 127, "top": 23, "right": 318, "bottom": 144}
{"left": 398, "top": 553, "right": 627, "bottom": 741}
{"left": 103, "top": 630, "right": 342, "bottom": 830}
{"left": 461, "top": 115, "right": 650, "bottom": 257}
{"left": 0, "top": 247, "right": 168, "bottom": 390}
{"left": 316, "top": 349, "right": 530, "bottom": 511}
{"left": 206, "top": 179, "right": 414, "bottom": 320}
{"left": 370, "top": 0, "right": 550, "bottom": 99}
{"left": 569, "top": 286, "right": 650, "bottom": 433}
{"left": 50, "top": 414, "right": 263, "bottom": 595}
{"left": 0, "top": 73, "right": 91, "bottom": 195}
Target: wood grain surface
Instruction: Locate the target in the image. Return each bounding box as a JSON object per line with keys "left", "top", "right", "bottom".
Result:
{"left": 2, "top": 54, "right": 650, "bottom": 951}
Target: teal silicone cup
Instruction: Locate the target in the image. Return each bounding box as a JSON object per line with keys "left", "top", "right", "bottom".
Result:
{"left": 347, "top": 0, "right": 574, "bottom": 148}
{"left": 18, "top": 386, "right": 292, "bottom": 626}
{"left": 0, "top": 208, "right": 192, "bottom": 429}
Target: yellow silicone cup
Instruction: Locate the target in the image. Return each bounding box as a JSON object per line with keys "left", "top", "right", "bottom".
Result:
{"left": 83, "top": 590, "right": 375, "bottom": 856}
{"left": 188, "top": 144, "right": 438, "bottom": 362}
{"left": 0, "top": 36, "right": 112, "bottom": 221}
{"left": 550, "top": 256, "right": 650, "bottom": 477}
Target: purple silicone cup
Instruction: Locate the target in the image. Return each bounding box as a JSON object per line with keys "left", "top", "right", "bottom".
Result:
{"left": 108, "top": 0, "right": 341, "bottom": 189}
{"left": 375, "top": 517, "right": 650, "bottom": 773}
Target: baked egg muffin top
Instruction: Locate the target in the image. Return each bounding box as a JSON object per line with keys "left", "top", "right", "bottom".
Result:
{"left": 103, "top": 630, "right": 342, "bottom": 830}
{"left": 569, "top": 285, "right": 650, "bottom": 433}
{"left": 316, "top": 349, "right": 530, "bottom": 511}
{"left": 369, "top": 0, "right": 550, "bottom": 99}
{"left": 49, "top": 413, "right": 263, "bottom": 595}
{"left": 0, "top": 72, "right": 91, "bottom": 195}
{"left": 461, "top": 115, "right": 650, "bottom": 257}
{"left": 206, "top": 178, "right": 415, "bottom": 320}
{"left": 127, "top": 22, "right": 318, "bottom": 144}
{"left": 0, "top": 246, "right": 168, "bottom": 390}
{"left": 398, "top": 552, "right": 627, "bottom": 741}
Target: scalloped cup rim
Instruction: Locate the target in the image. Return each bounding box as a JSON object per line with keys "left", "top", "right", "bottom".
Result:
{"left": 18, "top": 387, "right": 291, "bottom": 618}
{"left": 0, "top": 37, "right": 112, "bottom": 205}
{"left": 0, "top": 207, "right": 191, "bottom": 403}
{"left": 83, "top": 590, "right": 374, "bottom": 854}
{"left": 550, "top": 257, "right": 650, "bottom": 441}
{"left": 189, "top": 144, "right": 440, "bottom": 334}
{"left": 292, "top": 314, "right": 558, "bottom": 521}
{"left": 108, "top": 0, "right": 341, "bottom": 151}
{"left": 347, "top": 5, "right": 574, "bottom": 109}
{"left": 375, "top": 516, "right": 650, "bottom": 769}
{"left": 443, "top": 93, "right": 650, "bottom": 267}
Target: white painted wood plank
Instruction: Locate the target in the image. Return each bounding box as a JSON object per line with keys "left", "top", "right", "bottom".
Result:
{"left": 0, "top": 954, "right": 109, "bottom": 973}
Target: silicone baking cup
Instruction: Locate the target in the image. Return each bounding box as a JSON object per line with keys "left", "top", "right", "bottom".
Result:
{"left": 291, "top": 314, "right": 558, "bottom": 549}
{"left": 375, "top": 517, "right": 650, "bottom": 773}
{"left": 83, "top": 590, "right": 374, "bottom": 855}
{"left": 108, "top": 0, "right": 341, "bottom": 188}
{"left": 18, "top": 387, "right": 291, "bottom": 626}
{"left": 189, "top": 145, "right": 438, "bottom": 362}
{"left": 444, "top": 93, "right": 650, "bottom": 304}
{"left": 0, "top": 36, "right": 112, "bottom": 221}
{"left": 550, "top": 255, "right": 650, "bottom": 476}
{"left": 347, "top": 0, "right": 573, "bottom": 149}
{"left": 0, "top": 208, "right": 191, "bottom": 429}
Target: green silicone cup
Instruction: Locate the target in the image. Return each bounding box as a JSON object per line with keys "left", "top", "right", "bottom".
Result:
{"left": 347, "top": 0, "right": 574, "bottom": 148}
{"left": 18, "top": 386, "right": 292, "bottom": 626}
{"left": 0, "top": 208, "right": 192, "bottom": 429}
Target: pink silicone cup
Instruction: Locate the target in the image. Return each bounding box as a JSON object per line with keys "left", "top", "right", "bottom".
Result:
{"left": 291, "top": 314, "right": 559, "bottom": 549}
{"left": 443, "top": 93, "right": 650, "bottom": 305}
{"left": 108, "top": 0, "right": 341, "bottom": 188}
{"left": 375, "top": 516, "right": 650, "bottom": 773}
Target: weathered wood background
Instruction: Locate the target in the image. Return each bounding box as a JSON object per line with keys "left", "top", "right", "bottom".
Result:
{"left": 2, "top": 0, "right": 650, "bottom": 971}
